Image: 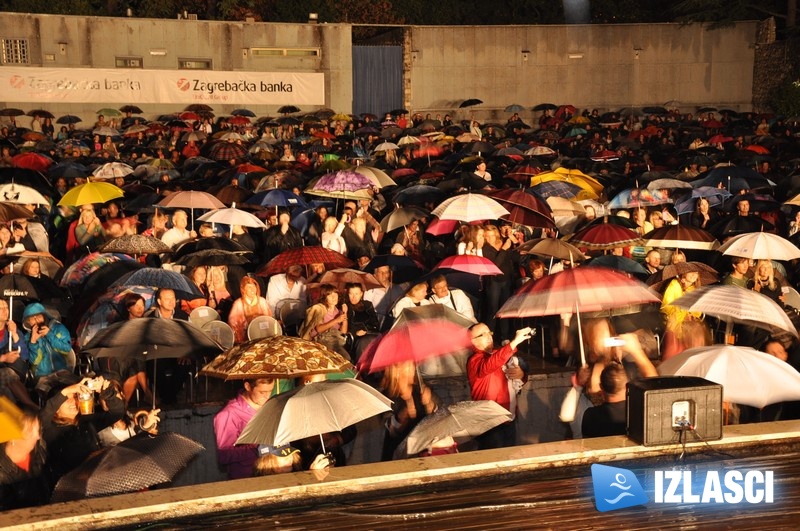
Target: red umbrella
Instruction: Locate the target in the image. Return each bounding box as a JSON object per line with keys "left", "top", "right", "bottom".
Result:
{"left": 209, "top": 141, "right": 248, "bottom": 161}
{"left": 362, "top": 320, "right": 473, "bottom": 373}
{"left": 487, "top": 189, "right": 555, "bottom": 229}
{"left": 228, "top": 115, "right": 251, "bottom": 126}
{"left": 434, "top": 255, "right": 502, "bottom": 276}
{"left": 257, "top": 246, "right": 353, "bottom": 277}
{"left": 11, "top": 152, "right": 53, "bottom": 172}
{"left": 568, "top": 219, "right": 643, "bottom": 250}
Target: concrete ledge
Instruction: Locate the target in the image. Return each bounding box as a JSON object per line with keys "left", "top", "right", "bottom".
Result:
{"left": 4, "top": 420, "right": 800, "bottom": 530}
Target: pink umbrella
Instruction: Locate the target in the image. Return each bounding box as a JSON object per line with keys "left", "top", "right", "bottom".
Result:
{"left": 425, "top": 218, "right": 483, "bottom": 237}
{"left": 362, "top": 320, "right": 473, "bottom": 373}
{"left": 434, "top": 255, "right": 502, "bottom": 276}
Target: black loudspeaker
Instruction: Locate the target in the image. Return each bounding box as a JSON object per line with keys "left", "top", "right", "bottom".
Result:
{"left": 627, "top": 376, "right": 723, "bottom": 446}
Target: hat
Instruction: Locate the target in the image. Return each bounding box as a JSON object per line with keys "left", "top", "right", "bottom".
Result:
{"left": 22, "top": 302, "right": 50, "bottom": 324}
{"left": 257, "top": 444, "right": 299, "bottom": 458}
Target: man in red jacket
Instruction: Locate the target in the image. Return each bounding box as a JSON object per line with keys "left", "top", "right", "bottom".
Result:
{"left": 467, "top": 323, "right": 533, "bottom": 449}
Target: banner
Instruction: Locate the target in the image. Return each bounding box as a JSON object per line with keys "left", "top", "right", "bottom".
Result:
{"left": 0, "top": 67, "right": 325, "bottom": 105}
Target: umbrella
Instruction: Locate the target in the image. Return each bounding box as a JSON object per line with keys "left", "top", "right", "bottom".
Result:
{"left": 97, "top": 234, "right": 171, "bottom": 255}
{"left": 172, "top": 236, "right": 252, "bottom": 259}
{"left": 674, "top": 186, "right": 733, "bottom": 215}
{"left": 111, "top": 267, "right": 203, "bottom": 299}
{"left": 488, "top": 189, "right": 555, "bottom": 229}
{"left": 0, "top": 183, "right": 49, "bottom": 205}
{"left": 517, "top": 237, "right": 588, "bottom": 262}
{"left": 692, "top": 164, "right": 773, "bottom": 192}
{"left": 392, "top": 303, "right": 476, "bottom": 330}
{"left": 0, "top": 202, "right": 35, "bottom": 224}
{"left": 586, "top": 255, "right": 649, "bottom": 275}
{"left": 431, "top": 193, "right": 509, "bottom": 222}
{"left": 363, "top": 254, "right": 427, "bottom": 284}
{"left": 671, "top": 284, "right": 798, "bottom": 339}
{"left": 174, "top": 249, "right": 250, "bottom": 268}
{"left": 399, "top": 400, "right": 513, "bottom": 456}
{"left": 209, "top": 141, "right": 248, "bottom": 161}
{"left": 51, "top": 432, "right": 204, "bottom": 502}
{"left": 459, "top": 99, "right": 483, "bottom": 108}
{"left": 658, "top": 345, "right": 800, "bottom": 408}
{"left": 374, "top": 141, "right": 400, "bottom": 152}
{"left": 56, "top": 115, "right": 82, "bottom": 124}
{"left": 497, "top": 266, "right": 660, "bottom": 318}
{"left": 76, "top": 285, "right": 157, "bottom": 348}
{"left": 197, "top": 205, "right": 267, "bottom": 229}
{"left": 716, "top": 231, "right": 800, "bottom": 261}
{"left": 529, "top": 167, "right": 604, "bottom": 199}
{"left": 59, "top": 252, "right": 135, "bottom": 288}
{"left": 313, "top": 268, "right": 383, "bottom": 292}
{"left": 504, "top": 104, "right": 526, "bottom": 113}
{"left": 608, "top": 188, "right": 672, "bottom": 210}
{"left": 57, "top": 180, "right": 124, "bottom": 207}
{"left": 200, "top": 336, "right": 353, "bottom": 380}
{"left": 277, "top": 105, "right": 301, "bottom": 115}
{"left": 246, "top": 189, "right": 308, "bottom": 209}
{"left": 0, "top": 108, "right": 24, "bottom": 117}
{"left": 310, "top": 171, "right": 373, "bottom": 194}
{"left": 392, "top": 185, "right": 446, "bottom": 206}
{"left": 364, "top": 319, "right": 474, "bottom": 372}
{"left": 643, "top": 225, "right": 720, "bottom": 251}
{"left": 567, "top": 220, "right": 643, "bottom": 250}
{"left": 380, "top": 206, "right": 429, "bottom": 233}
{"left": 646, "top": 261, "right": 719, "bottom": 291}
{"left": 353, "top": 166, "right": 396, "bottom": 188}
{"left": 434, "top": 255, "right": 502, "bottom": 277}
{"left": 120, "top": 105, "right": 144, "bottom": 114}
{"left": 11, "top": 152, "right": 53, "bottom": 172}
{"left": 236, "top": 379, "right": 392, "bottom": 448}
{"left": 0, "top": 396, "right": 24, "bottom": 443}
{"left": 81, "top": 317, "right": 224, "bottom": 360}
{"left": 92, "top": 162, "right": 134, "bottom": 180}
{"left": 157, "top": 190, "right": 226, "bottom": 211}
{"left": 258, "top": 246, "right": 353, "bottom": 277}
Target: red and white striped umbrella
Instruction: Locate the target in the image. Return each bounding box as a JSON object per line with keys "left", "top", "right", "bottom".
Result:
{"left": 496, "top": 266, "right": 660, "bottom": 318}
{"left": 431, "top": 193, "right": 509, "bottom": 222}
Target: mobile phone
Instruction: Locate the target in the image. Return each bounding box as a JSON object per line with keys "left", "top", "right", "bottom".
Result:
{"left": 604, "top": 337, "right": 626, "bottom": 348}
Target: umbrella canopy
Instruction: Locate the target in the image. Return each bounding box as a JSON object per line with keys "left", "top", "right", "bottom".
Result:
{"left": 517, "top": 237, "right": 587, "bottom": 262}
{"left": 431, "top": 193, "right": 509, "bottom": 222}
{"left": 200, "top": 336, "right": 353, "bottom": 380}
{"left": 529, "top": 167, "right": 603, "bottom": 199}
{"left": 567, "top": 220, "right": 643, "bottom": 250}
{"left": 496, "top": 266, "right": 660, "bottom": 318}
{"left": 363, "top": 254, "right": 427, "bottom": 284}
{"left": 0, "top": 272, "right": 66, "bottom": 302}
{"left": 716, "top": 231, "right": 800, "bottom": 261}
{"left": 0, "top": 183, "right": 49, "bottom": 205}
{"left": 59, "top": 252, "right": 136, "bottom": 288}
{"left": 646, "top": 261, "right": 719, "bottom": 291}
{"left": 488, "top": 189, "right": 555, "bottom": 229}
{"left": 392, "top": 303, "right": 476, "bottom": 329}
{"left": 314, "top": 268, "right": 383, "bottom": 291}
{"left": 81, "top": 318, "right": 223, "bottom": 360}
{"left": 236, "top": 379, "right": 392, "bottom": 445}
{"left": 158, "top": 190, "right": 226, "bottom": 210}
{"left": 434, "top": 255, "right": 502, "bottom": 276}
{"left": 172, "top": 236, "right": 252, "bottom": 259}
{"left": 11, "top": 152, "right": 53, "bottom": 172}
{"left": 197, "top": 206, "right": 267, "bottom": 229}
{"left": 0, "top": 396, "right": 24, "bottom": 443}
{"left": 310, "top": 171, "right": 373, "bottom": 194}
{"left": 92, "top": 162, "right": 134, "bottom": 180}
{"left": 658, "top": 345, "right": 800, "bottom": 408}
{"left": 671, "top": 284, "right": 798, "bottom": 338}
{"left": 400, "top": 400, "right": 513, "bottom": 456}
{"left": 174, "top": 249, "right": 250, "bottom": 268}
{"left": 0, "top": 202, "right": 35, "bottom": 224}
{"left": 380, "top": 206, "right": 429, "bottom": 232}
{"left": 586, "top": 255, "right": 649, "bottom": 275}
{"left": 353, "top": 166, "right": 396, "bottom": 188}
{"left": 98, "top": 234, "right": 171, "bottom": 255}
{"left": 365, "top": 320, "right": 473, "bottom": 372}
{"left": 246, "top": 189, "right": 308, "bottom": 209}
{"left": 643, "top": 225, "right": 719, "bottom": 251}
{"left": 459, "top": 98, "right": 483, "bottom": 108}
{"left": 51, "top": 432, "right": 204, "bottom": 502}
{"left": 57, "top": 180, "right": 124, "bottom": 207}
{"left": 257, "top": 246, "right": 353, "bottom": 277}
{"left": 111, "top": 267, "right": 204, "bottom": 299}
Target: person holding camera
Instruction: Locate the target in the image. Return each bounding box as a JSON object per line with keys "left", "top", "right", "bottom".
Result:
{"left": 21, "top": 303, "right": 73, "bottom": 390}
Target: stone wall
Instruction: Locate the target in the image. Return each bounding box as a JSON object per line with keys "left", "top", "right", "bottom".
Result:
{"left": 752, "top": 17, "right": 800, "bottom": 112}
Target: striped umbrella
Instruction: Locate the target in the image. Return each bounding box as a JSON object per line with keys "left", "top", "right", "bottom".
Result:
{"left": 567, "top": 220, "right": 643, "bottom": 250}
{"left": 644, "top": 225, "right": 719, "bottom": 251}
{"left": 257, "top": 246, "right": 353, "bottom": 277}
{"left": 431, "top": 193, "right": 509, "bottom": 223}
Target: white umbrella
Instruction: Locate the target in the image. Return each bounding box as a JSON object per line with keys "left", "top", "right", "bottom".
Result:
{"left": 658, "top": 345, "right": 800, "bottom": 408}
{"left": 431, "top": 193, "right": 509, "bottom": 223}
{"left": 716, "top": 231, "right": 800, "bottom": 261}
{"left": 397, "top": 135, "right": 421, "bottom": 146}
{"left": 92, "top": 162, "right": 134, "bottom": 180}
{"left": 353, "top": 166, "right": 396, "bottom": 188}
{"left": 671, "top": 284, "right": 798, "bottom": 339}
{"left": 0, "top": 183, "right": 49, "bottom": 205}
{"left": 373, "top": 141, "right": 400, "bottom": 152}
{"left": 236, "top": 379, "right": 392, "bottom": 452}
{"left": 197, "top": 203, "right": 267, "bottom": 237}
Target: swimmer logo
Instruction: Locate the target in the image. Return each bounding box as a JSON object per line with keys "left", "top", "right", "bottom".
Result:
{"left": 591, "top": 464, "right": 648, "bottom": 512}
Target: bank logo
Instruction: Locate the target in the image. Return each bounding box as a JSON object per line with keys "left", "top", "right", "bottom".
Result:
{"left": 591, "top": 464, "right": 648, "bottom": 512}
{"left": 9, "top": 75, "right": 24, "bottom": 89}
{"left": 177, "top": 78, "right": 190, "bottom": 91}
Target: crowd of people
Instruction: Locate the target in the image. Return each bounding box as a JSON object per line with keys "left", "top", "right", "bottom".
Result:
{"left": 2, "top": 101, "right": 800, "bottom": 508}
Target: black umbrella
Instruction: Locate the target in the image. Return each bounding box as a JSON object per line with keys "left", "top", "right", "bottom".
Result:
{"left": 174, "top": 249, "right": 251, "bottom": 268}
{"left": 532, "top": 103, "right": 558, "bottom": 111}
{"left": 119, "top": 105, "right": 144, "bottom": 114}
{"left": 56, "top": 115, "right": 82, "bottom": 124}
{"left": 185, "top": 104, "right": 213, "bottom": 113}
{"left": 173, "top": 236, "right": 252, "bottom": 259}
{"left": 26, "top": 109, "right": 55, "bottom": 119}
{"left": 51, "top": 432, "right": 204, "bottom": 502}
{"left": 83, "top": 318, "right": 223, "bottom": 360}
{"left": 0, "top": 108, "right": 24, "bottom": 117}
{"left": 112, "top": 268, "right": 204, "bottom": 300}
{"left": 459, "top": 99, "right": 483, "bottom": 108}
{"left": 278, "top": 105, "right": 301, "bottom": 115}
{"left": 642, "top": 106, "right": 669, "bottom": 115}
{"left": 363, "top": 254, "right": 427, "bottom": 284}
{"left": 390, "top": 108, "right": 409, "bottom": 116}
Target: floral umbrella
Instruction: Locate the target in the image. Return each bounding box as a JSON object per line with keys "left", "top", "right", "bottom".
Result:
{"left": 59, "top": 252, "right": 135, "bottom": 288}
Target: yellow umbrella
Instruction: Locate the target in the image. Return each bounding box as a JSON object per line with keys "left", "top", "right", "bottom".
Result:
{"left": 0, "top": 396, "right": 24, "bottom": 443}
{"left": 331, "top": 113, "right": 352, "bottom": 122}
{"left": 57, "top": 178, "right": 125, "bottom": 207}
{"left": 530, "top": 167, "right": 603, "bottom": 199}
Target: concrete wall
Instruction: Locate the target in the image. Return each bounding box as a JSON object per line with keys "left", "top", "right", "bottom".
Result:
{"left": 1, "top": 13, "right": 757, "bottom": 123}
{"left": 408, "top": 22, "right": 758, "bottom": 122}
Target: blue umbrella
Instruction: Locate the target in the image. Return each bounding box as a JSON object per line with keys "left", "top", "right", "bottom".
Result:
{"left": 247, "top": 189, "right": 308, "bottom": 209}
{"left": 691, "top": 165, "right": 774, "bottom": 192}
{"left": 587, "top": 255, "right": 649, "bottom": 276}
{"left": 674, "top": 186, "right": 732, "bottom": 215}
{"left": 392, "top": 185, "right": 446, "bottom": 206}
{"left": 111, "top": 267, "right": 204, "bottom": 300}
{"left": 528, "top": 181, "right": 584, "bottom": 199}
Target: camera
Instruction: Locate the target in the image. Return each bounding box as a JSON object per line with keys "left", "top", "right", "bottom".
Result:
{"left": 86, "top": 377, "right": 102, "bottom": 392}
{"left": 604, "top": 336, "right": 626, "bottom": 348}
{"left": 323, "top": 451, "right": 336, "bottom": 467}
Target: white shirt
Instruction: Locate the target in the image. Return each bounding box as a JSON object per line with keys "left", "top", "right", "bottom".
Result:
{"left": 161, "top": 227, "right": 193, "bottom": 249}
{"left": 391, "top": 296, "right": 431, "bottom": 318}
{"left": 428, "top": 288, "right": 476, "bottom": 322}
{"left": 266, "top": 274, "right": 307, "bottom": 315}
{"left": 364, "top": 283, "right": 405, "bottom": 327}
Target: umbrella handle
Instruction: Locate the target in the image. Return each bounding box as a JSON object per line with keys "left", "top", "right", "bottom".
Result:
{"left": 319, "top": 433, "right": 327, "bottom": 455}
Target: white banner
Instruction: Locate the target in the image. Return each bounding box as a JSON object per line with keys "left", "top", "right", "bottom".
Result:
{"left": 0, "top": 67, "right": 325, "bottom": 105}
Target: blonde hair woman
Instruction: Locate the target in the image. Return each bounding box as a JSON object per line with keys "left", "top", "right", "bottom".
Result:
{"left": 228, "top": 276, "right": 272, "bottom": 344}
{"left": 748, "top": 260, "right": 785, "bottom": 307}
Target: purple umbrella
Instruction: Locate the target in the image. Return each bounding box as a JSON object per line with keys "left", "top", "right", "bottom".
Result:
{"left": 312, "top": 170, "right": 373, "bottom": 193}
